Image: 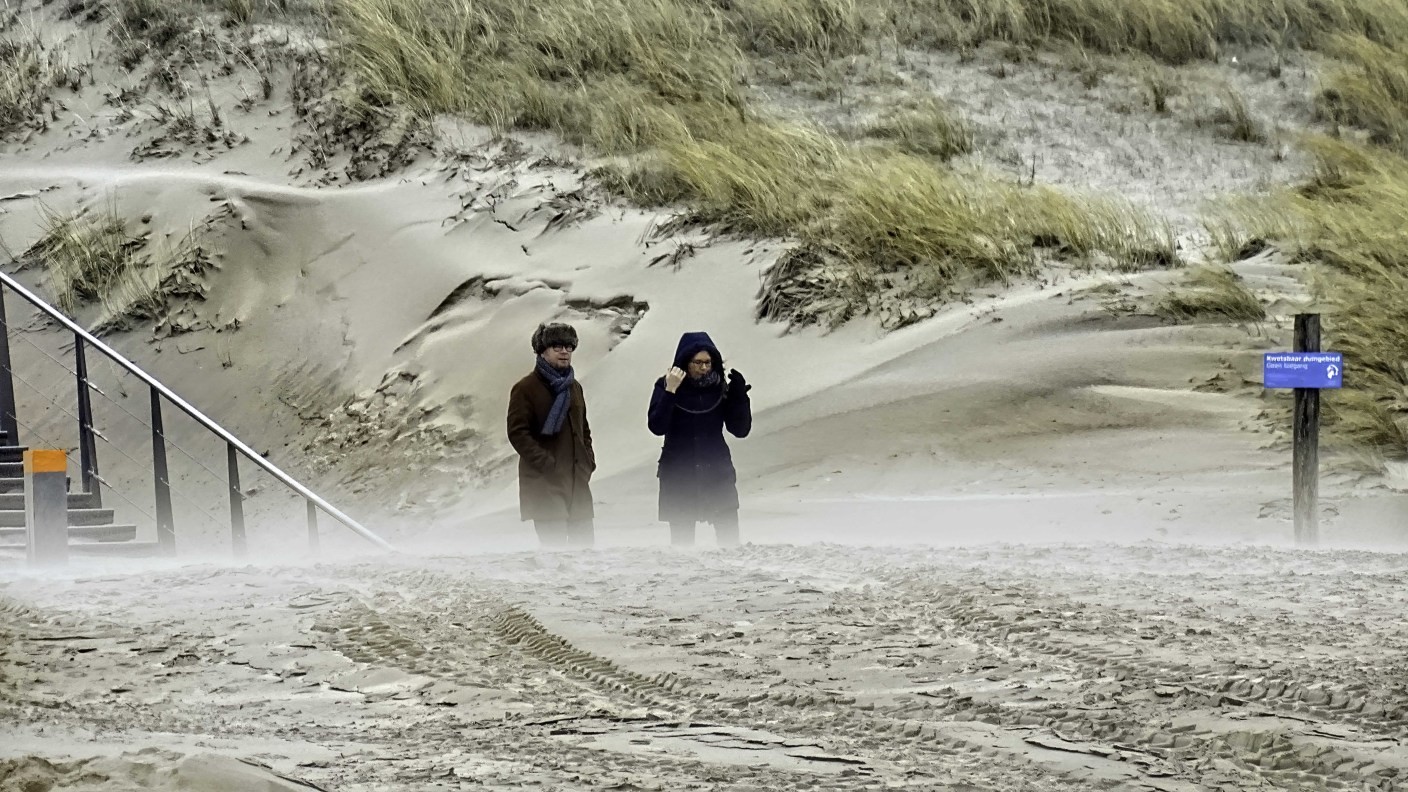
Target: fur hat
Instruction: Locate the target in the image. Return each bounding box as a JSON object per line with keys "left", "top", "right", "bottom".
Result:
{"left": 531, "top": 322, "right": 578, "bottom": 354}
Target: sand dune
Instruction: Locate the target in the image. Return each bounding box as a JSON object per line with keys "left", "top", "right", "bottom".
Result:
{"left": 4, "top": 2, "right": 1408, "bottom": 789}
{"left": 0, "top": 0, "right": 1379, "bottom": 553}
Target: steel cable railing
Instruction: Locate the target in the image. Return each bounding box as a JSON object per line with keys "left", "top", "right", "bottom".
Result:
{"left": 0, "top": 269, "right": 394, "bottom": 556}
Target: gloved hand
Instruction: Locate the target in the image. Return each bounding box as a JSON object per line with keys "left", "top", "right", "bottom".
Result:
{"left": 727, "top": 368, "right": 750, "bottom": 394}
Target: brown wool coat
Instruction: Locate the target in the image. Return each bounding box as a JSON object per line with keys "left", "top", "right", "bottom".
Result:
{"left": 506, "top": 371, "right": 595, "bottom": 522}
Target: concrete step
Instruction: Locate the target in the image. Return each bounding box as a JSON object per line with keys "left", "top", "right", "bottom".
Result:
{"left": 0, "top": 508, "right": 115, "bottom": 528}
{"left": 0, "top": 446, "right": 25, "bottom": 464}
{"left": 0, "top": 463, "right": 92, "bottom": 478}
{"left": 0, "top": 538, "right": 159, "bottom": 558}
{"left": 0, "top": 492, "right": 99, "bottom": 510}
{"left": 0, "top": 475, "right": 79, "bottom": 494}
{"left": 70, "top": 540, "right": 160, "bottom": 557}
{"left": 0, "top": 524, "right": 136, "bottom": 543}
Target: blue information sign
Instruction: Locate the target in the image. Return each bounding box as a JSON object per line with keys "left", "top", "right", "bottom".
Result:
{"left": 1263, "top": 352, "right": 1343, "bottom": 389}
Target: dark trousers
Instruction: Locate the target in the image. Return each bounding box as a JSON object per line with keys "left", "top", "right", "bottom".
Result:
{"left": 534, "top": 519, "right": 594, "bottom": 549}
{"left": 669, "top": 512, "right": 739, "bottom": 547}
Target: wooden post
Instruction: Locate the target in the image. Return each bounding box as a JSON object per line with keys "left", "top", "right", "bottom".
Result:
{"left": 1293, "top": 313, "right": 1320, "bottom": 546}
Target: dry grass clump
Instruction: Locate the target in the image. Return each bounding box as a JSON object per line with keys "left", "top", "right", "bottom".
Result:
{"left": 1317, "top": 263, "right": 1408, "bottom": 454}
{"left": 105, "top": 0, "right": 227, "bottom": 81}
{"left": 1316, "top": 34, "right": 1408, "bottom": 153}
{"left": 1139, "top": 65, "right": 1179, "bottom": 114}
{"left": 1202, "top": 85, "right": 1266, "bottom": 143}
{"left": 1154, "top": 266, "right": 1265, "bottom": 324}
{"left": 332, "top": 0, "right": 743, "bottom": 135}
{"left": 96, "top": 0, "right": 310, "bottom": 33}
{"left": 106, "top": 0, "right": 316, "bottom": 71}
{"left": 222, "top": 0, "right": 258, "bottom": 25}
{"left": 110, "top": 0, "right": 189, "bottom": 52}
{"left": 651, "top": 122, "right": 842, "bottom": 235}
{"left": 23, "top": 207, "right": 215, "bottom": 333}
{"left": 818, "top": 155, "right": 1171, "bottom": 281}
{"left": 1204, "top": 195, "right": 1301, "bottom": 263}
{"left": 750, "top": 176, "right": 1175, "bottom": 328}
{"left": 625, "top": 131, "right": 1174, "bottom": 325}
{"left": 0, "top": 35, "right": 74, "bottom": 137}
{"left": 861, "top": 98, "right": 973, "bottom": 160}
{"left": 25, "top": 207, "right": 144, "bottom": 314}
{"left": 287, "top": 55, "right": 435, "bottom": 182}
{"left": 613, "top": 124, "right": 1175, "bottom": 326}
{"left": 728, "top": 0, "right": 868, "bottom": 58}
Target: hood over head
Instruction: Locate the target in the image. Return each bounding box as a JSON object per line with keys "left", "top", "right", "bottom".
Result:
{"left": 673, "top": 331, "right": 723, "bottom": 370}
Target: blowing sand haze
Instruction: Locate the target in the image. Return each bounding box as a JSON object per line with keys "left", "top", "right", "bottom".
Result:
{"left": 3, "top": 0, "right": 1408, "bottom": 789}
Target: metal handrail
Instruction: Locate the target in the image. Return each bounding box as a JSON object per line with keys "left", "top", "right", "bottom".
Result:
{"left": 0, "top": 270, "right": 395, "bottom": 552}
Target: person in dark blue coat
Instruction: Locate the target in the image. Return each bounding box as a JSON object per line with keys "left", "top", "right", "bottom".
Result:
{"left": 648, "top": 332, "right": 752, "bottom": 546}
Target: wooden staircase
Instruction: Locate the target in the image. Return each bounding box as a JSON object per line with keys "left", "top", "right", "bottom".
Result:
{"left": 0, "top": 442, "right": 157, "bottom": 557}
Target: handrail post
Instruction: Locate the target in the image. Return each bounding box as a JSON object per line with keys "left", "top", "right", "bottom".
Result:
{"left": 74, "top": 334, "right": 101, "bottom": 506}
{"left": 227, "top": 443, "right": 246, "bottom": 558}
{"left": 307, "top": 500, "right": 319, "bottom": 556}
{"left": 0, "top": 285, "right": 20, "bottom": 447}
{"left": 150, "top": 386, "right": 175, "bottom": 554}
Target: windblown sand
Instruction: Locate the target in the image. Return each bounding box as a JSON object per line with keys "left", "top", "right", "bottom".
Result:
{"left": 5, "top": 543, "right": 1408, "bottom": 791}
{"left": 2, "top": 1, "right": 1407, "bottom": 789}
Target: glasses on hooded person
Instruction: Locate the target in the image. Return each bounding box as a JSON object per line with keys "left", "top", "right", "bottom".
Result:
{"left": 689, "top": 358, "right": 712, "bottom": 368}
{"left": 549, "top": 343, "right": 576, "bottom": 351}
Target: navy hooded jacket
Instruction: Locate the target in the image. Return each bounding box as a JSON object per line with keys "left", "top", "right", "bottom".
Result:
{"left": 647, "top": 332, "right": 752, "bottom": 521}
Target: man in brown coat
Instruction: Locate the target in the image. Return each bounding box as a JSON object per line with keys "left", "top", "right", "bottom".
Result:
{"left": 506, "top": 322, "right": 596, "bottom": 548}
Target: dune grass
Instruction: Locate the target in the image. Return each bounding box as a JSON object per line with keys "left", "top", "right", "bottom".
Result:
{"left": 314, "top": 0, "right": 1408, "bottom": 354}
{"left": 1210, "top": 24, "right": 1408, "bottom": 458}
{"left": 223, "top": 0, "right": 258, "bottom": 25}
{"left": 330, "top": 0, "right": 1176, "bottom": 327}
{"left": 1291, "top": 142, "right": 1408, "bottom": 454}
{"left": 332, "top": 0, "right": 744, "bottom": 128}
{"left": 729, "top": 0, "right": 868, "bottom": 58}
{"left": 1213, "top": 139, "right": 1408, "bottom": 455}
{"left": 109, "top": 0, "right": 188, "bottom": 51}
{"left": 1244, "top": 8, "right": 1408, "bottom": 460}
{"left": 885, "top": 0, "right": 1408, "bottom": 62}
{"left": 861, "top": 98, "right": 974, "bottom": 160}
{"left": 25, "top": 206, "right": 216, "bottom": 333}
{"left": 26, "top": 207, "right": 145, "bottom": 314}
{"left": 66, "top": 0, "right": 1408, "bottom": 450}
{"left": 1154, "top": 266, "right": 1265, "bottom": 324}
{"left": 1317, "top": 33, "right": 1408, "bottom": 153}
{"left": 0, "top": 35, "right": 61, "bottom": 137}
{"left": 1205, "top": 85, "right": 1266, "bottom": 144}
